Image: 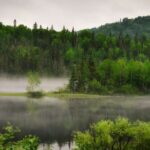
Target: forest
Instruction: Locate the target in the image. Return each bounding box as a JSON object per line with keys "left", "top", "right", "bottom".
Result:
{"left": 92, "top": 16, "right": 150, "bottom": 37}
{"left": 0, "top": 16, "right": 150, "bottom": 94}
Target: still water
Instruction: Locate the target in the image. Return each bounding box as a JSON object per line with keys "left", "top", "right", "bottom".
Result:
{"left": 0, "top": 96, "right": 150, "bottom": 150}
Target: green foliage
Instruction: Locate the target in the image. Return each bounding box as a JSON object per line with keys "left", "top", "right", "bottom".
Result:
{"left": 19, "top": 135, "right": 40, "bottom": 150}
{"left": 94, "top": 16, "right": 150, "bottom": 37}
{"left": 70, "top": 59, "right": 150, "bottom": 94}
{"left": 27, "top": 91, "right": 44, "bottom": 98}
{"left": 26, "top": 71, "right": 44, "bottom": 98}
{"left": 65, "top": 48, "right": 75, "bottom": 64}
{"left": 27, "top": 71, "right": 41, "bottom": 92}
{"left": 74, "top": 118, "right": 150, "bottom": 150}
{"left": 0, "top": 124, "right": 39, "bottom": 150}
{"left": 88, "top": 79, "right": 102, "bottom": 93}
{"left": 69, "top": 64, "right": 79, "bottom": 92}
{"left": 118, "top": 84, "right": 139, "bottom": 94}
{"left": 0, "top": 17, "right": 150, "bottom": 94}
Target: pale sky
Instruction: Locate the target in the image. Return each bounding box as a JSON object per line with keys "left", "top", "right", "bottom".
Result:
{"left": 0, "top": 0, "right": 150, "bottom": 31}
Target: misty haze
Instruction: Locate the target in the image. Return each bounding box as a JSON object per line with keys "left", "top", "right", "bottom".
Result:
{"left": 0, "top": 0, "right": 150, "bottom": 150}
{"left": 0, "top": 75, "right": 68, "bottom": 92}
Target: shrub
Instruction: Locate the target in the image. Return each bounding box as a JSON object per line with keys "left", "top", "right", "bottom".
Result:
{"left": 27, "top": 91, "right": 44, "bottom": 98}
{"left": 0, "top": 124, "right": 39, "bottom": 150}
{"left": 118, "top": 84, "right": 139, "bottom": 94}
{"left": 26, "top": 71, "right": 44, "bottom": 98}
{"left": 88, "top": 79, "right": 102, "bottom": 93}
{"left": 74, "top": 117, "right": 150, "bottom": 150}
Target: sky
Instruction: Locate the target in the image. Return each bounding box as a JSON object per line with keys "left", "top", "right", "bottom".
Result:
{"left": 0, "top": 0, "right": 150, "bottom": 31}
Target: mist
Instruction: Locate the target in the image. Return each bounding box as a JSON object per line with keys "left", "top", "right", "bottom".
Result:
{"left": 0, "top": 75, "right": 69, "bottom": 92}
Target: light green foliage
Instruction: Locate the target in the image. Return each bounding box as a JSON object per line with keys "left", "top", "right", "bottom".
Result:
{"left": 74, "top": 132, "right": 93, "bottom": 150}
{"left": 0, "top": 124, "right": 39, "bottom": 150}
{"left": 71, "top": 59, "right": 150, "bottom": 94}
{"left": 26, "top": 71, "right": 44, "bottom": 98}
{"left": 133, "top": 122, "right": 150, "bottom": 150}
{"left": 18, "top": 135, "right": 40, "bottom": 150}
{"left": 91, "top": 120, "right": 113, "bottom": 149}
{"left": 27, "top": 71, "right": 41, "bottom": 93}
{"left": 88, "top": 79, "right": 102, "bottom": 93}
{"left": 65, "top": 48, "right": 75, "bottom": 63}
{"left": 74, "top": 118, "right": 150, "bottom": 150}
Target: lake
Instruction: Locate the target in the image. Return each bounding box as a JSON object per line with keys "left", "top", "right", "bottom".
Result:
{"left": 0, "top": 96, "right": 150, "bottom": 150}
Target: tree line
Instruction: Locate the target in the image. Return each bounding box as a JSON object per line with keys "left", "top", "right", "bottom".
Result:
{"left": 0, "top": 22, "right": 76, "bottom": 74}
{"left": 68, "top": 30, "right": 150, "bottom": 94}
{"left": 0, "top": 21, "right": 150, "bottom": 93}
{"left": 94, "top": 16, "right": 150, "bottom": 37}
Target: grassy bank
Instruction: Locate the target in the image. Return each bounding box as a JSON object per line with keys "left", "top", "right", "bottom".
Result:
{"left": 0, "top": 92, "right": 109, "bottom": 99}
{"left": 47, "top": 92, "right": 104, "bottom": 99}
{"left": 0, "top": 91, "right": 149, "bottom": 99}
{"left": 0, "top": 92, "right": 26, "bottom": 96}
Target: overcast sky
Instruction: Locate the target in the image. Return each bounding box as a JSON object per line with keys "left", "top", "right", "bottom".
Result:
{"left": 0, "top": 0, "right": 150, "bottom": 30}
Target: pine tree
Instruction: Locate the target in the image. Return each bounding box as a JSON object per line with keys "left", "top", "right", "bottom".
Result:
{"left": 13, "top": 19, "right": 17, "bottom": 27}
{"left": 33, "top": 22, "right": 38, "bottom": 29}
{"left": 70, "top": 64, "right": 78, "bottom": 92}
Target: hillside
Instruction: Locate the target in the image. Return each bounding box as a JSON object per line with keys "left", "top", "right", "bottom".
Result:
{"left": 92, "top": 16, "right": 150, "bottom": 37}
{"left": 0, "top": 16, "right": 150, "bottom": 93}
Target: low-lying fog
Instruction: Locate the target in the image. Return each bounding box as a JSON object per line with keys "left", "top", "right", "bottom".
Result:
{"left": 0, "top": 75, "right": 69, "bottom": 92}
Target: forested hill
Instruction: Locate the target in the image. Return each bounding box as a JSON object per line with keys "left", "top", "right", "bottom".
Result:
{"left": 91, "top": 16, "right": 150, "bottom": 37}
{"left": 0, "top": 16, "right": 150, "bottom": 93}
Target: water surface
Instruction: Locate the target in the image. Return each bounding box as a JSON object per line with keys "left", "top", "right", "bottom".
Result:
{"left": 0, "top": 96, "right": 150, "bottom": 150}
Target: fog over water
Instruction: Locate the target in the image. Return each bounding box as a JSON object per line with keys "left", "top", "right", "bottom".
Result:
{"left": 0, "top": 75, "right": 69, "bottom": 92}
{"left": 0, "top": 75, "right": 150, "bottom": 150}
{"left": 0, "top": 96, "right": 150, "bottom": 150}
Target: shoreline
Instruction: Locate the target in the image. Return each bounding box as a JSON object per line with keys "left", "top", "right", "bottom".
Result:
{"left": 0, "top": 92, "right": 149, "bottom": 99}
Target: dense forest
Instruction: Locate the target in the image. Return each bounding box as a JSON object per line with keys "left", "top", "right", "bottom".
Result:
{"left": 0, "top": 16, "right": 150, "bottom": 94}
{"left": 92, "top": 15, "right": 150, "bottom": 37}
{"left": 0, "top": 21, "right": 74, "bottom": 75}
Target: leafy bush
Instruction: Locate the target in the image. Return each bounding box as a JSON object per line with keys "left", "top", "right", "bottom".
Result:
{"left": 88, "top": 79, "right": 102, "bottom": 93}
{"left": 0, "top": 123, "right": 39, "bottom": 150}
{"left": 27, "top": 91, "right": 44, "bottom": 98}
{"left": 26, "top": 71, "right": 44, "bottom": 98}
{"left": 26, "top": 71, "right": 41, "bottom": 92}
{"left": 118, "top": 84, "right": 139, "bottom": 94}
{"left": 74, "top": 117, "right": 150, "bottom": 150}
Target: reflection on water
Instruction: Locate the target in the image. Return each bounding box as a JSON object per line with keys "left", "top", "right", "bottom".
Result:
{"left": 0, "top": 96, "right": 150, "bottom": 150}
